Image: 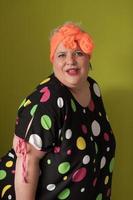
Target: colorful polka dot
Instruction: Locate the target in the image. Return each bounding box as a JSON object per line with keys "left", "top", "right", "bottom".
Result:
{"left": 67, "top": 149, "right": 72, "bottom": 155}
{"left": 91, "top": 120, "right": 101, "bottom": 136}
{"left": 71, "top": 99, "right": 76, "bottom": 112}
{"left": 30, "top": 104, "right": 38, "bottom": 116}
{"left": 65, "top": 129, "right": 72, "bottom": 139}
{"left": 57, "top": 188, "right": 70, "bottom": 199}
{"left": 93, "top": 83, "right": 101, "bottom": 97}
{"left": 40, "top": 87, "right": 50, "bottom": 102}
{"left": 46, "top": 184, "right": 56, "bottom": 191}
{"left": 63, "top": 176, "right": 68, "bottom": 181}
{"left": 8, "top": 195, "right": 12, "bottom": 199}
{"left": 72, "top": 167, "right": 87, "bottom": 182}
{"left": 95, "top": 142, "right": 98, "bottom": 154}
{"left": 41, "top": 115, "right": 52, "bottom": 130}
{"left": 104, "top": 175, "right": 109, "bottom": 185}
{"left": 58, "top": 162, "right": 70, "bottom": 174}
{"left": 96, "top": 193, "right": 103, "bottom": 200}
{"left": 93, "top": 177, "right": 97, "bottom": 187}
{"left": 57, "top": 97, "right": 64, "bottom": 108}
{"left": 1, "top": 185, "right": 12, "bottom": 198}
{"left": 100, "top": 156, "right": 106, "bottom": 169}
{"left": 80, "top": 187, "right": 85, "bottom": 192}
{"left": 40, "top": 77, "right": 50, "bottom": 85}
{"left": 5, "top": 161, "right": 13, "bottom": 168}
{"left": 47, "top": 159, "right": 51, "bottom": 165}
{"left": 83, "top": 155, "right": 90, "bottom": 165}
{"left": 88, "top": 98, "right": 95, "bottom": 111}
{"left": 104, "top": 132, "right": 109, "bottom": 141}
{"left": 81, "top": 124, "right": 88, "bottom": 134}
{"left": 0, "top": 170, "right": 6, "bottom": 180}
{"left": 29, "top": 134, "right": 42, "bottom": 150}
{"left": 76, "top": 137, "right": 86, "bottom": 150}
{"left": 18, "top": 98, "right": 26, "bottom": 109}
{"left": 24, "top": 99, "right": 31, "bottom": 107}
{"left": 109, "top": 157, "right": 115, "bottom": 173}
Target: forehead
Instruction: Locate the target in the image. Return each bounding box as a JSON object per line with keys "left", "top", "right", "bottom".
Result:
{"left": 55, "top": 42, "right": 82, "bottom": 53}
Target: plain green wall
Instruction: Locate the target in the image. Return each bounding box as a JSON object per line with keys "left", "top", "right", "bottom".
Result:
{"left": 0, "top": 0, "right": 133, "bottom": 199}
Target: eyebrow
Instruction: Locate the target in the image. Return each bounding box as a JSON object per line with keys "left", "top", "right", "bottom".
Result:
{"left": 57, "top": 52, "right": 66, "bottom": 54}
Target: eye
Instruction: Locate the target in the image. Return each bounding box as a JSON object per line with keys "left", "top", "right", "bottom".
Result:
{"left": 58, "top": 53, "right": 66, "bottom": 58}
{"left": 74, "top": 51, "right": 84, "bottom": 57}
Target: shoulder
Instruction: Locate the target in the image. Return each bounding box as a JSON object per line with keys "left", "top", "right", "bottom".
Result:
{"left": 17, "top": 74, "right": 66, "bottom": 116}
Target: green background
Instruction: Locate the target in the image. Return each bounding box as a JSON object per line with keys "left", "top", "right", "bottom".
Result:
{"left": 0, "top": 0, "right": 133, "bottom": 199}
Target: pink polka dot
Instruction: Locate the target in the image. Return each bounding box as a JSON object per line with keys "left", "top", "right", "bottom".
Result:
{"left": 16, "top": 117, "right": 19, "bottom": 125}
{"left": 107, "top": 188, "right": 111, "bottom": 197}
{"left": 88, "top": 98, "right": 95, "bottom": 112}
{"left": 64, "top": 115, "right": 67, "bottom": 121}
{"left": 72, "top": 167, "right": 87, "bottom": 182}
{"left": 104, "top": 133, "right": 109, "bottom": 141}
{"left": 67, "top": 149, "right": 72, "bottom": 155}
{"left": 40, "top": 87, "right": 50, "bottom": 102}
{"left": 54, "top": 146, "right": 60, "bottom": 153}
{"left": 81, "top": 124, "right": 88, "bottom": 134}
{"left": 93, "top": 177, "right": 97, "bottom": 187}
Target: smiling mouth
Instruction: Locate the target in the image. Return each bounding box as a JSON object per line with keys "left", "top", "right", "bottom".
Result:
{"left": 66, "top": 68, "right": 80, "bottom": 75}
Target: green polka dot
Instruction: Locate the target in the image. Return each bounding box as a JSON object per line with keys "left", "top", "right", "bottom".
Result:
{"left": 58, "top": 188, "right": 70, "bottom": 199}
{"left": 18, "top": 98, "right": 26, "bottom": 109}
{"left": 47, "top": 159, "right": 51, "bottom": 165}
{"left": 109, "top": 157, "right": 115, "bottom": 173}
{"left": 58, "top": 162, "right": 70, "bottom": 174}
{"left": 95, "top": 142, "right": 98, "bottom": 154}
{"left": 71, "top": 99, "right": 76, "bottom": 112}
{"left": 96, "top": 193, "right": 103, "bottom": 200}
{"left": 0, "top": 170, "right": 7, "bottom": 180}
{"left": 41, "top": 115, "right": 52, "bottom": 130}
{"left": 30, "top": 104, "right": 38, "bottom": 116}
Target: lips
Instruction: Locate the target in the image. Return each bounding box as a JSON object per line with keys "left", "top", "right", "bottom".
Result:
{"left": 66, "top": 68, "right": 80, "bottom": 75}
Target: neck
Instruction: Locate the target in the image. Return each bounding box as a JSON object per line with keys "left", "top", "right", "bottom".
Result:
{"left": 69, "top": 81, "right": 90, "bottom": 94}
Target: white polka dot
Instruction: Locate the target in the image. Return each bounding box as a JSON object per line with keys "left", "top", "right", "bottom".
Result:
{"left": 83, "top": 155, "right": 90, "bottom": 164}
{"left": 46, "top": 184, "right": 56, "bottom": 191}
{"left": 29, "top": 134, "right": 42, "bottom": 150}
{"left": 81, "top": 187, "right": 85, "bottom": 192}
{"left": 65, "top": 129, "right": 72, "bottom": 139}
{"left": 91, "top": 120, "right": 101, "bottom": 136}
{"left": 93, "top": 83, "right": 101, "bottom": 97}
{"left": 83, "top": 109, "right": 86, "bottom": 113}
{"left": 59, "top": 129, "right": 62, "bottom": 137}
{"left": 57, "top": 97, "right": 64, "bottom": 108}
{"left": 90, "top": 136, "right": 94, "bottom": 141}
{"left": 100, "top": 156, "right": 106, "bottom": 169}
{"left": 8, "top": 152, "right": 14, "bottom": 159}
{"left": 107, "top": 147, "right": 110, "bottom": 152}
{"left": 8, "top": 195, "right": 12, "bottom": 200}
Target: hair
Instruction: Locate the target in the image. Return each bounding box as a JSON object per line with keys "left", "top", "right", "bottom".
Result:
{"left": 50, "top": 22, "right": 94, "bottom": 63}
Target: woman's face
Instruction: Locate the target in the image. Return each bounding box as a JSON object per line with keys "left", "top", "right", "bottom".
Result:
{"left": 53, "top": 42, "right": 90, "bottom": 89}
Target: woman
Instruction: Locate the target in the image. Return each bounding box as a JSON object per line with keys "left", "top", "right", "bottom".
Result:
{"left": 0, "top": 22, "right": 116, "bottom": 200}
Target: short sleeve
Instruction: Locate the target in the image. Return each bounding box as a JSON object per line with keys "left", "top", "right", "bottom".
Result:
{"left": 15, "top": 93, "right": 61, "bottom": 152}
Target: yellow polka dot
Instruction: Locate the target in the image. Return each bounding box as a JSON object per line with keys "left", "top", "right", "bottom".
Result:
{"left": 63, "top": 176, "right": 68, "bottom": 181}
{"left": 104, "top": 175, "right": 109, "bottom": 185}
{"left": 99, "top": 112, "right": 102, "bottom": 116}
{"left": 40, "top": 78, "right": 50, "bottom": 85}
{"left": 24, "top": 99, "right": 31, "bottom": 107}
{"left": 76, "top": 137, "right": 86, "bottom": 150}
{"left": 5, "top": 161, "right": 13, "bottom": 168}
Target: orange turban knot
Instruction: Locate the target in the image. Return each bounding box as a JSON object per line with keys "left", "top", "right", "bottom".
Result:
{"left": 50, "top": 23, "right": 94, "bottom": 62}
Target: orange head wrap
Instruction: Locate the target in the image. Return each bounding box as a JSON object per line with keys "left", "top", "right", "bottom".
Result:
{"left": 50, "top": 23, "right": 94, "bottom": 62}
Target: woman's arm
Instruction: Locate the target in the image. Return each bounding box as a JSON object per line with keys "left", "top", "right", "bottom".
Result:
{"left": 13, "top": 135, "right": 45, "bottom": 200}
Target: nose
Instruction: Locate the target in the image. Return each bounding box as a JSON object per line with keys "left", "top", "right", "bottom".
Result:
{"left": 66, "top": 54, "right": 76, "bottom": 65}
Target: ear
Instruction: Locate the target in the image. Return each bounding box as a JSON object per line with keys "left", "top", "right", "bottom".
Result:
{"left": 89, "top": 62, "right": 92, "bottom": 70}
